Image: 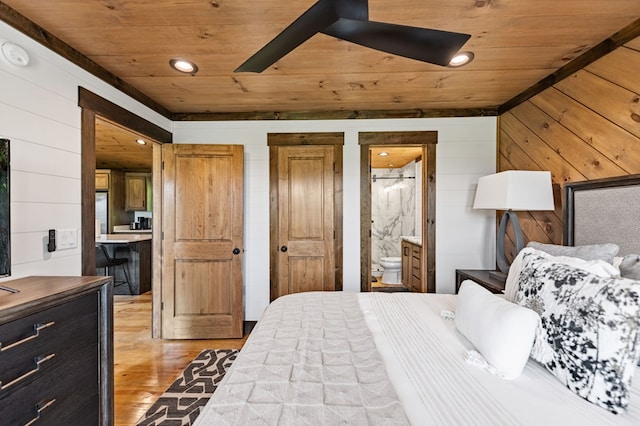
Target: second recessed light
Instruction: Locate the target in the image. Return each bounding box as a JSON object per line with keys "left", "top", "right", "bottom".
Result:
{"left": 170, "top": 58, "right": 198, "bottom": 74}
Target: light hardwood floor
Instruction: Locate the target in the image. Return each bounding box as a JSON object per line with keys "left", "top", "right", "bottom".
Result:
{"left": 114, "top": 293, "right": 249, "bottom": 425}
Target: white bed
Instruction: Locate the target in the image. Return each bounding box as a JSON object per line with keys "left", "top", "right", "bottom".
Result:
{"left": 196, "top": 174, "right": 640, "bottom": 425}
{"left": 196, "top": 292, "right": 640, "bottom": 425}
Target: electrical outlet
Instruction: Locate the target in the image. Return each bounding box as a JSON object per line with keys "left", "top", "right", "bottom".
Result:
{"left": 57, "top": 228, "right": 77, "bottom": 249}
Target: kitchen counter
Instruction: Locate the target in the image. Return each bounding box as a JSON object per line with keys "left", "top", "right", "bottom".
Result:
{"left": 401, "top": 236, "right": 422, "bottom": 246}
{"left": 95, "top": 234, "right": 152, "bottom": 295}
{"left": 96, "top": 234, "right": 152, "bottom": 243}
{"left": 112, "top": 225, "right": 152, "bottom": 234}
{"left": 112, "top": 229, "right": 152, "bottom": 234}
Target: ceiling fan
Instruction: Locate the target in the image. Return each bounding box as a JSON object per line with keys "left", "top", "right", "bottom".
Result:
{"left": 235, "top": 0, "right": 471, "bottom": 73}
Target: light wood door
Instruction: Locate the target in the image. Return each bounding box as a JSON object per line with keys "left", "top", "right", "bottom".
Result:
{"left": 275, "top": 145, "right": 336, "bottom": 297}
{"left": 162, "top": 144, "right": 243, "bottom": 339}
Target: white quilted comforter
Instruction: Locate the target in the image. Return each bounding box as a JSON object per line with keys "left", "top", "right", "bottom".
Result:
{"left": 196, "top": 292, "right": 640, "bottom": 425}
{"left": 196, "top": 292, "right": 409, "bottom": 425}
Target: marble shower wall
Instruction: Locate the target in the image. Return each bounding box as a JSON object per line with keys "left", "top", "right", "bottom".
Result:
{"left": 371, "top": 161, "right": 418, "bottom": 265}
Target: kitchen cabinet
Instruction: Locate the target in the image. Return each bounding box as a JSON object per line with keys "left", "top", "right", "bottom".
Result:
{"left": 95, "top": 171, "right": 110, "bottom": 190}
{"left": 0, "top": 276, "right": 113, "bottom": 425}
{"left": 96, "top": 169, "right": 128, "bottom": 234}
{"left": 125, "top": 173, "right": 150, "bottom": 211}
{"left": 401, "top": 239, "right": 423, "bottom": 292}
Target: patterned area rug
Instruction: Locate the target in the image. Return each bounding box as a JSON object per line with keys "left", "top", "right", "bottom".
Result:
{"left": 135, "top": 349, "right": 239, "bottom": 426}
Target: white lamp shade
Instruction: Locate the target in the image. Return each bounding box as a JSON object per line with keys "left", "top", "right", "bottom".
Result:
{"left": 473, "top": 170, "right": 554, "bottom": 211}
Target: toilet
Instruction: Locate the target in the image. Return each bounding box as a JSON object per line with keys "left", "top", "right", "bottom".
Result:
{"left": 379, "top": 257, "right": 402, "bottom": 284}
{"left": 371, "top": 263, "right": 383, "bottom": 279}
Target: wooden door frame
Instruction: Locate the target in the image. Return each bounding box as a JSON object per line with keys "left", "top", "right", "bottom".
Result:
{"left": 359, "top": 131, "right": 437, "bottom": 293}
{"left": 267, "top": 133, "right": 344, "bottom": 301}
{"left": 79, "top": 87, "right": 171, "bottom": 338}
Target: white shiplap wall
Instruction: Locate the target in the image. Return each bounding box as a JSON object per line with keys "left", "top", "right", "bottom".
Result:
{"left": 0, "top": 20, "right": 497, "bottom": 321}
{"left": 173, "top": 118, "right": 498, "bottom": 319}
{"left": 0, "top": 21, "right": 170, "bottom": 282}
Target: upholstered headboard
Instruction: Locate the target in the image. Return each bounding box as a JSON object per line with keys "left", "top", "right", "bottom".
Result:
{"left": 564, "top": 174, "right": 640, "bottom": 256}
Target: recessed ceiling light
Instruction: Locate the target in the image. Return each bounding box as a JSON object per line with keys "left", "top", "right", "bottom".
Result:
{"left": 136, "top": 138, "right": 146, "bottom": 145}
{"left": 448, "top": 52, "right": 474, "bottom": 67}
{"left": 169, "top": 58, "right": 198, "bottom": 74}
{"left": 378, "top": 152, "right": 389, "bottom": 157}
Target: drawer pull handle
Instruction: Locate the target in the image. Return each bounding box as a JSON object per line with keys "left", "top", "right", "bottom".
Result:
{"left": 25, "top": 398, "right": 57, "bottom": 426}
{"left": 0, "top": 321, "right": 56, "bottom": 352}
{"left": 0, "top": 353, "right": 56, "bottom": 390}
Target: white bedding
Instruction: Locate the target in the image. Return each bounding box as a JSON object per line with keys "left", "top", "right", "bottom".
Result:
{"left": 196, "top": 292, "right": 640, "bottom": 425}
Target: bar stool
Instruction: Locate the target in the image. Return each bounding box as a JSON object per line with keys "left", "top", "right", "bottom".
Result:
{"left": 95, "top": 244, "right": 133, "bottom": 294}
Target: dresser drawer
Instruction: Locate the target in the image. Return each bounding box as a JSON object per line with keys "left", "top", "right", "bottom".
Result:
{"left": 0, "top": 293, "right": 98, "bottom": 395}
{"left": 0, "top": 344, "right": 99, "bottom": 425}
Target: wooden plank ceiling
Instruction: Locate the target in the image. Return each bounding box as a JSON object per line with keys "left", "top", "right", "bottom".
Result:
{"left": 95, "top": 117, "right": 153, "bottom": 171}
{"left": 370, "top": 147, "right": 422, "bottom": 169}
{"left": 1, "top": 0, "right": 639, "bottom": 117}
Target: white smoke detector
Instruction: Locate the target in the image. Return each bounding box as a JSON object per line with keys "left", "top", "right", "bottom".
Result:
{"left": 0, "top": 40, "right": 30, "bottom": 67}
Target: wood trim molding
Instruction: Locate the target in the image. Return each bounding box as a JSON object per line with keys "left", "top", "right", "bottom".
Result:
{"left": 267, "top": 132, "right": 344, "bottom": 146}
{"left": 174, "top": 108, "right": 499, "bottom": 121}
{"left": 499, "top": 17, "right": 640, "bottom": 114}
{"left": 0, "top": 3, "right": 172, "bottom": 119}
{"left": 151, "top": 143, "right": 163, "bottom": 338}
{"left": 360, "top": 144, "right": 371, "bottom": 293}
{"left": 359, "top": 131, "right": 437, "bottom": 293}
{"left": 268, "top": 134, "right": 344, "bottom": 300}
{"left": 359, "top": 131, "right": 438, "bottom": 146}
{"left": 423, "top": 145, "right": 436, "bottom": 293}
{"left": 81, "top": 107, "right": 97, "bottom": 277}
{"left": 78, "top": 88, "right": 172, "bottom": 144}
{"left": 80, "top": 88, "right": 172, "bottom": 339}
{"left": 333, "top": 144, "right": 344, "bottom": 292}
{"left": 268, "top": 145, "right": 279, "bottom": 302}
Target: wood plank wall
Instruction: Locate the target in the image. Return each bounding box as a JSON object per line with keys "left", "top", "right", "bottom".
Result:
{"left": 498, "top": 36, "right": 640, "bottom": 260}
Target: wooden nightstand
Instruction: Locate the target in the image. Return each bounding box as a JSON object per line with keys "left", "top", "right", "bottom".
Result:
{"left": 455, "top": 269, "right": 506, "bottom": 294}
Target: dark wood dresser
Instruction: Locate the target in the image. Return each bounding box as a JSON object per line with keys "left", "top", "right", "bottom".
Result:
{"left": 0, "top": 276, "right": 113, "bottom": 425}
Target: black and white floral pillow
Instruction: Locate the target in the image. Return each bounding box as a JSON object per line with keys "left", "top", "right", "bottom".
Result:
{"left": 515, "top": 252, "right": 640, "bottom": 414}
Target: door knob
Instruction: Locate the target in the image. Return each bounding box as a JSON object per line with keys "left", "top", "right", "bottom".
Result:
{"left": 280, "top": 245, "right": 288, "bottom": 252}
{"left": 232, "top": 248, "right": 240, "bottom": 255}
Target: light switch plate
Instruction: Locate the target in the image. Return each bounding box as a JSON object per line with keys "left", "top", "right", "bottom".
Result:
{"left": 57, "top": 228, "right": 77, "bottom": 249}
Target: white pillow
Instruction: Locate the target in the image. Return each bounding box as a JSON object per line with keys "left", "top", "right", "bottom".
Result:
{"left": 504, "top": 247, "right": 620, "bottom": 302}
{"left": 455, "top": 280, "right": 539, "bottom": 379}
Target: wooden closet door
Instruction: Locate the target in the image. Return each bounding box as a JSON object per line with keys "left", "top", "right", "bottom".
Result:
{"left": 161, "top": 144, "right": 243, "bottom": 338}
{"left": 275, "top": 145, "right": 336, "bottom": 297}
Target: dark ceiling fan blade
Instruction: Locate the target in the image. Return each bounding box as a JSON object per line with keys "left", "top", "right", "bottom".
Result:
{"left": 322, "top": 19, "right": 471, "bottom": 66}
{"left": 235, "top": 0, "right": 341, "bottom": 73}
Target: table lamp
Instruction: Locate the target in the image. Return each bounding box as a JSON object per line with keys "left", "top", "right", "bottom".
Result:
{"left": 473, "top": 170, "right": 554, "bottom": 281}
